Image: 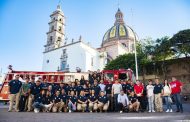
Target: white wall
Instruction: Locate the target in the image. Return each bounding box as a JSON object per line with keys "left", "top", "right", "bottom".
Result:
{"left": 42, "top": 42, "right": 101, "bottom": 72}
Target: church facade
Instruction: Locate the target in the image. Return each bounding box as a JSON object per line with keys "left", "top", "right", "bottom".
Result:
{"left": 42, "top": 5, "right": 136, "bottom": 72}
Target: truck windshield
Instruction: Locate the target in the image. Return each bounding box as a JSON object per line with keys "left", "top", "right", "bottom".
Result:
{"left": 118, "top": 73, "right": 128, "bottom": 80}
{"left": 104, "top": 73, "right": 114, "bottom": 81}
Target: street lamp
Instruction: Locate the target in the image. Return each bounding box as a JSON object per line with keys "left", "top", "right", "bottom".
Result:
{"left": 128, "top": 27, "right": 139, "bottom": 80}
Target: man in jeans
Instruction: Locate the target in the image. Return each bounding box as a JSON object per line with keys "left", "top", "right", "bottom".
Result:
{"left": 170, "top": 77, "right": 183, "bottom": 113}
{"left": 112, "top": 79, "right": 122, "bottom": 112}
{"left": 8, "top": 74, "right": 22, "bottom": 112}
{"left": 146, "top": 80, "right": 155, "bottom": 112}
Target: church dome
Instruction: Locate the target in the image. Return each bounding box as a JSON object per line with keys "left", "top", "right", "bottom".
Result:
{"left": 102, "top": 9, "right": 136, "bottom": 45}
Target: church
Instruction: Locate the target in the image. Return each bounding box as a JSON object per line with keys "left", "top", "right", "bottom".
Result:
{"left": 42, "top": 5, "right": 137, "bottom": 72}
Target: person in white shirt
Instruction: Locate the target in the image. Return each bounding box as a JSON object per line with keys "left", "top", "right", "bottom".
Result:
{"left": 146, "top": 80, "right": 155, "bottom": 112}
{"left": 99, "top": 80, "right": 106, "bottom": 93}
{"left": 112, "top": 80, "right": 122, "bottom": 112}
{"left": 117, "top": 90, "right": 129, "bottom": 113}
{"left": 163, "top": 79, "right": 173, "bottom": 112}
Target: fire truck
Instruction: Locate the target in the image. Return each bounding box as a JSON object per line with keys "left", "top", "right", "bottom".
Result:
{"left": 0, "top": 69, "right": 135, "bottom": 101}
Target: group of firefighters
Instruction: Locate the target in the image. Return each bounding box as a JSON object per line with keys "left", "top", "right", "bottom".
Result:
{"left": 8, "top": 71, "right": 183, "bottom": 113}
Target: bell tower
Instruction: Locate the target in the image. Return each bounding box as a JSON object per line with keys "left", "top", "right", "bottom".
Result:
{"left": 44, "top": 4, "right": 65, "bottom": 52}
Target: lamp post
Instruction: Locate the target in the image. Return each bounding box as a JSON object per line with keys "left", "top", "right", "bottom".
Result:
{"left": 129, "top": 27, "right": 139, "bottom": 80}
{"left": 134, "top": 35, "right": 138, "bottom": 80}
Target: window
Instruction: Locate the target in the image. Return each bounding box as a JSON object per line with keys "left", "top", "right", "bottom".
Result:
{"left": 50, "top": 36, "right": 53, "bottom": 44}
{"left": 57, "top": 37, "right": 61, "bottom": 42}
{"left": 51, "top": 26, "right": 54, "bottom": 31}
{"left": 59, "top": 26, "right": 62, "bottom": 32}
{"left": 59, "top": 18, "right": 62, "bottom": 21}
{"left": 46, "top": 60, "right": 49, "bottom": 63}
{"left": 63, "top": 49, "right": 66, "bottom": 54}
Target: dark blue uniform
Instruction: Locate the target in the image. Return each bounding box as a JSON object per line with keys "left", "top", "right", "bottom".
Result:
{"left": 122, "top": 84, "right": 127, "bottom": 93}
{"left": 76, "top": 85, "right": 84, "bottom": 96}
{"left": 68, "top": 96, "right": 77, "bottom": 104}
{"left": 153, "top": 84, "right": 163, "bottom": 94}
{"left": 98, "top": 95, "right": 108, "bottom": 104}
{"left": 129, "top": 96, "right": 138, "bottom": 104}
{"left": 60, "top": 94, "right": 67, "bottom": 103}
{"left": 105, "top": 84, "right": 112, "bottom": 94}
{"left": 69, "top": 86, "right": 77, "bottom": 95}
{"left": 78, "top": 95, "right": 87, "bottom": 103}
{"left": 56, "top": 86, "right": 64, "bottom": 92}
{"left": 8, "top": 80, "right": 22, "bottom": 94}
{"left": 34, "top": 94, "right": 44, "bottom": 103}
{"left": 126, "top": 83, "right": 134, "bottom": 95}
{"left": 83, "top": 87, "right": 90, "bottom": 97}
{"left": 91, "top": 85, "right": 101, "bottom": 96}
{"left": 64, "top": 85, "right": 70, "bottom": 95}
{"left": 53, "top": 95, "right": 62, "bottom": 103}
{"left": 88, "top": 95, "right": 98, "bottom": 102}
{"left": 43, "top": 95, "right": 52, "bottom": 104}
{"left": 41, "top": 83, "right": 49, "bottom": 90}
{"left": 30, "top": 84, "right": 42, "bottom": 95}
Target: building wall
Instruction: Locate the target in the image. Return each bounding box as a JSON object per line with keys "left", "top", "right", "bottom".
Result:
{"left": 42, "top": 41, "right": 101, "bottom": 72}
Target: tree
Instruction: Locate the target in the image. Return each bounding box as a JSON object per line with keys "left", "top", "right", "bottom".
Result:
{"left": 170, "top": 29, "right": 190, "bottom": 57}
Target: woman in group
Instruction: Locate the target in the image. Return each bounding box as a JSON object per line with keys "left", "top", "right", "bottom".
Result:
{"left": 80, "top": 75, "right": 86, "bottom": 85}
{"left": 163, "top": 79, "right": 173, "bottom": 112}
{"left": 88, "top": 89, "right": 98, "bottom": 112}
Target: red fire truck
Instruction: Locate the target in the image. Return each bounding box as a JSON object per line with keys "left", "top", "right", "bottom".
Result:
{"left": 0, "top": 69, "right": 135, "bottom": 101}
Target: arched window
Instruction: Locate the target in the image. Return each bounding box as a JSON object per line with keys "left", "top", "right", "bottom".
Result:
{"left": 59, "top": 26, "right": 62, "bottom": 32}
{"left": 57, "top": 37, "right": 61, "bottom": 42}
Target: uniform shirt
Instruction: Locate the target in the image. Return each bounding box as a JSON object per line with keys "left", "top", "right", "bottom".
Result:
{"left": 88, "top": 74, "right": 94, "bottom": 85}
{"left": 53, "top": 95, "right": 61, "bottom": 103}
{"left": 76, "top": 85, "right": 84, "bottom": 96}
{"left": 30, "top": 84, "right": 42, "bottom": 95}
{"left": 43, "top": 95, "right": 52, "bottom": 104}
{"left": 34, "top": 94, "right": 44, "bottom": 103}
{"left": 69, "top": 86, "right": 77, "bottom": 94}
{"left": 78, "top": 95, "right": 87, "bottom": 103}
{"left": 41, "top": 83, "right": 49, "bottom": 89}
{"left": 88, "top": 95, "right": 98, "bottom": 102}
{"left": 146, "top": 85, "right": 154, "bottom": 97}
{"left": 153, "top": 84, "right": 163, "bottom": 94}
{"left": 129, "top": 96, "right": 138, "bottom": 104}
{"left": 60, "top": 94, "right": 67, "bottom": 103}
{"left": 9, "top": 80, "right": 22, "bottom": 94}
{"left": 68, "top": 96, "right": 77, "bottom": 104}
{"left": 28, "top": 82, "right": 35, "bottom": 87}
{"left": 105, "top": 84, "right": 112, "bottom": 94}
{"left": 134, "top": 84, "right": 144, "bottom": 95}
{"left": 80, "top": 79, "right": 85, "bottom": 85}
{"left": 122, "top": 84, "right": 127, "bottom": 93}
{"left": 91, "top": 85, "right": 101, "bottom": 96}
{"left": 20, "top": 82, "right": 30, "bottom": 96}
{"left": 56, "top": 86, "right": 64, "bottom": 92}
{"left": 99, "top": 83, "right": 106, "bottom": 92}
{"left": 170, "top": 80, "right": 182, "bottom": 94}
{"left": 112, "top": 83, "right": 122, "bottom": 94}
{"left": 98, "top": 95, "right": 108, "bottom": 104}
{"left": 83, "top": 87, "right": 90, "bottom": 97}
{"left": 126, "top": 84, "right": 134, "bottom": 95}
{"left": 64, "top": 85, "right": 70, "bottom": 95}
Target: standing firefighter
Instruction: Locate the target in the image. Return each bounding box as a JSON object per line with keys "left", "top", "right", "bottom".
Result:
{"left": 8, "top": 74, "right": 22, "bottom": 112}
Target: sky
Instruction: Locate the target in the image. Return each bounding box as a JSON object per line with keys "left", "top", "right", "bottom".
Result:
{"left": 0, "top": 0, "right": 190, "bottom": 74}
